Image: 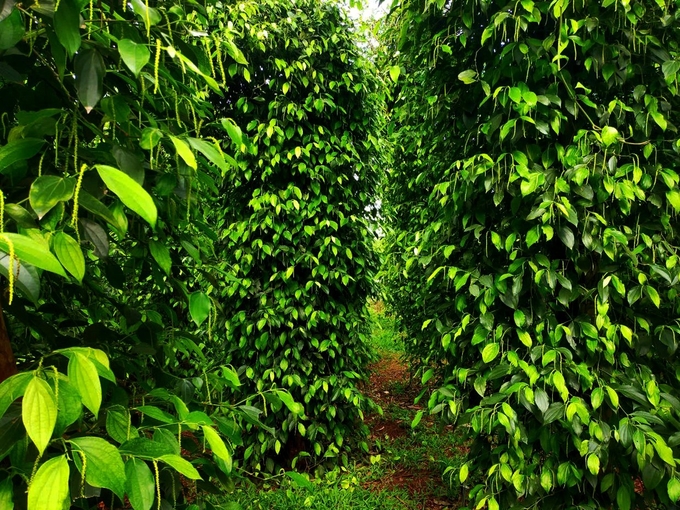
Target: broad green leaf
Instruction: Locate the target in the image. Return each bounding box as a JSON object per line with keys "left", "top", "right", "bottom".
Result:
{"left": 189, "top": 291, "right": 211, "bottom": 327}
{"left": 587, "top": 453, "right": 599, "bottom": 475}
{"left": 458, "top": 69, "right": 476, "bottom": 84}
{"left": 0, "top": 9, "right": 23, "bottom": 50}
{"left": 125, "top": 459, "right": 155, "bottom": 510}
{"left": 75, "top": 49, "right": 105, "bottom": 114}
{"left": 119, "top": 437, "right": 176, "bottom": 459}
{"left": 136, "top": 405, "right": 175, "bottom": 424}
{"left": 118, "top": 39, "right": 150, "bottom": 77}
{"left": 601, "top": 126, "right": 619, "bottom": 146}
{"left": 459, "top": 463, "right": 469, "bottom": 482}
{"left": 224, "top": 39, "right": 248, "bottom": 65}
{"left": 130, "top": 0, "right": 161, "bottom": 27}
{"left": 653, "top": 439, "right": 676, "bottom": 466}
{"left": 68, "top": 352, "right": 102, "bottom": 417}
{"left": 148, "top": 240, "right": 171, "bottom": 275}
{"left": 0, "top": 138, "right": 44, "bottom": 174}
{"left": 667, "top": 190, "right": 680, "bottom": 212}
{"left": 221, "top": 119, "right": 243, "bottom": 146}
{"left": 482, "top": 343, "right": 500, "bottom": 363}
{"left": 389, "top": 65, "right": 400, "bottom": 83}
{"left": 187, "top": 137, "right": 228, "bottom": 173}
{"left": 52, "top": 232, "right": 84, "bottom": 282}
{"left": 617, "top": 485, "right": 631, "bottom": 510}
{"left": 0, "top": 477, "right": 12, "bottom": 509}
{"left": 591, "top": 387, "right": 604, "bottom": 410}
{"left": 27, "top": 455, "right": 69, "bottom": 510}
{"left": 0, "top": 254, "right": 40, "bottom": 303}
{"left": 96, "top": 165, "right": 157, "bottom": 228}
{"left": 159, "top": 454, "right": 201, "bottom": 480}
{"left": 517, "top": 329, "right": 532, "bottom": 347}
{"left": 22, "top": 377, "right": 57, "bottom": 455}
{"left": 106, "top": 407, "right": 138, "bottom": 444}
{"left": 275, "top": 390, "right": 304, "bottom": 415}
{"left": 668, "top": 478, "right": 680, "bottom": 503}
{"left": 78, "top": 190, "right": 122, "bottom": 230}
{"left": 0, "top": 371, "right": 32, "bottom": 420}
{"left": 71, "top": 436, "right": 126, "bottom": 498}
{"left": 53, "top": 377, "right": 81, "bottom": 437}
{"left": 558, "top": 226, "right": 575, "bottom": 249}
{"left": 170, "top": 136, "right": 197, "bottom": 170}
{"left": 140, "top": 128, "right": 163, "bottom": 150}
{"left": 29, "top": 175, "right": 75, "bottom": 219}
{"left": 646, "top": 286, "right": 660, "bottom": 308}
{"left": 285, "top": 471, "right": 313, "bottom": 490}
{"left": 202, "top": 426, "right": 232, "bottom": 472}
{"left": 53, "top": 0, "right": 81, "bottom": 58}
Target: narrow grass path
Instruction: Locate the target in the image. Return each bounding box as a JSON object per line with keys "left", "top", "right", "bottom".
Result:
{"left": 226, "top": 303, "right": 468, "bottom": 510}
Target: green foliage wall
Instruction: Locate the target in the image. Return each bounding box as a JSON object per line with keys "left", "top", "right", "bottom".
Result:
{"left": 385, "top": 0, "right": 680, "bottom": 508}
{"left": 211, "top": 0, "right": 386, "bottom": 470}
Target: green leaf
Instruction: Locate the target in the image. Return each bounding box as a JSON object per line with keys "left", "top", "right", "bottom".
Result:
{"left": 130, "top": 0, "right": 161, "bottom": 27}
{"left": 78, "top": 191, "right": 122, "bottom": 230}
{"left": 0, "top": 371, "right": 32, "bottom": 419}
{"left": 587, "top": 453, "right": 599, "bottom": 475}
{"left": 187, "top": 138, "right": 228, "bottom": 173}
{"left": 458, "top": 69, "right": 477, "bottom": 84}
{"left": 0, "top": 253, "right": 40, "bottom": 303}
{"left": 601, "top": 126, "right": 619, "bottom": 146}
{"left": 189, "top": 292, "right": 211, "bottom": 327}
{"left": 96, "top": 165, "right": 157, "bottom": 228}
{"left": 411, "top": 410, "right": 424, "bottom": 428}
{"left": 202, "top": 426, "right": 232, "bottom": 472}
{"left": 285, "top": 471, "right": 313, "bottom": 490}
{"left": 517, "top": 329, "right": 532, "bottom": 347}
{"left": 389, "top": 65, "right": 400, "bottom": 83}
{"left": 119, "top": 437, "right": 176, "bottom": 459}
{"left": 170, "top": 136, "right": 197, "bottom": 170}
{"left": 275, "top": 390, "right": 304, "bottom": 415}
{"left": 482, "top": 343, "right": 500, "bottom": 363}
{"left": 0, "top": 233, "right": 66, "bottom": 276}
{"left": 71, "top": 436, "right": 126, "bottom": 499}
{"left": 68, "top": 352, "right": 102, "bottom": 417}
{"left": 52, "top": 232, "right": 85, "bottom": 282}
{"left": 148, "top": 240, "right": 171, "bottom": 276}
{"left": 53, "top": 377, "right": 82, "bottom": 437}
{"left": 106, "top": 407, "right": 136, "bottom": 444}
{"left": 75, "top": 49, "right": 105, "bottom": 114}
{"left": 558, "top": 226, "right": 575, "bottom": 249}
{"left": 125, "top": 459, "right": 155, "bottom": 510}
{"left": 53, "top": 0, "right": 81, "bottom": 58}
{"left": 667, "top": 190, "right": 680, "bottom": 212}
{"left": 459, "top": 463, "right": 469, "bottom": 483}
{"left": 159, "top": 454, "right": 201, "bottom": 480}
{"left": 0, "top": 477, "right": 13, "bottom": 510}
{"left": 668, "top": 478, "right": 680, "bottom": 503}
{"left": 591, "top": 387, "right": 604, "bottom": 410}
{"left": 0, "top": 138, "right": 45, "bottom": 174}
{"left": 136, "top": 405, "right": 176, "bottom": 424}
{"left": 653, "top": 439, "right": 676, "bottom": 466}
{"left": 221, "top": 119, "right": 243, "bottom": 146}
{"left": 27, "top": 455, "right": 70, "bottom": 510}
{"left": 140, "top": 128, "right": 163, "bottom": 150}
{"left": 29, "top": 175, "right": 75, "bottom": 219}
{"left": 22, "top": 377, "right": 57, "bottom": 456}
{"left": 617, "top": 484, "right": 631, "bottom": 510}
{"left": 646, "top": 286, "right": 661, "bottom": 308}
{"left": 0, "top": 9, "right": 23, "bottom": 50}
{"left": 118, "top": 39, "right": 150, "bottom": 77}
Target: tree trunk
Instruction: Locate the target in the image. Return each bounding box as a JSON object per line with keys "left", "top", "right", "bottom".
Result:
{"left": 0, "top": 299, "right": 17, "bottom": 383}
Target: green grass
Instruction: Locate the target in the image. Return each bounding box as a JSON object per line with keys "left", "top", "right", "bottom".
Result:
{"left": 225, "top": 469, "right": 419, "bottom": 510}
{"left": 367, "top": 301, "right": 404, "bottom": 354}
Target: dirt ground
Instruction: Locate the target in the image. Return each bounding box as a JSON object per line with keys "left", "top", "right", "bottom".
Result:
{"left": 363, "top": 352, "right": 461, "bottom": 510}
